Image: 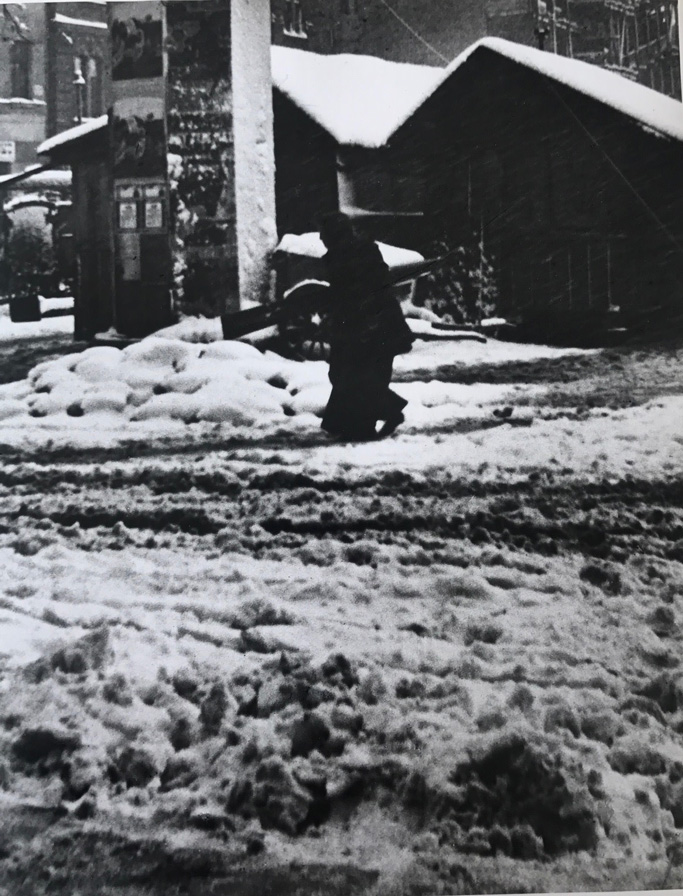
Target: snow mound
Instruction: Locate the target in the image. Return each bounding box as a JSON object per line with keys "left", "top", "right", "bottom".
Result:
{"left": 6, "top": 326, "right": 328, "bottom": 435}
{"left": 155, "top": 316, "right": 224, "bottom": 344}
{"left": 0, "top": 317, "right": 597, "bottom": 446}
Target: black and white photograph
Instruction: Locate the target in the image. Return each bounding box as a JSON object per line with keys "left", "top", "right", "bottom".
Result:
{"left": 111, "top": 1, "right": 163, "bottom": 81}
{"left": 0, "top": 1, "right": 682, "bottom": 894}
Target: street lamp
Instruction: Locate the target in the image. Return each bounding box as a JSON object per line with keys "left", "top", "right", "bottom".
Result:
{"left": 73, "top": 57, "right": 85, "bottom": 124}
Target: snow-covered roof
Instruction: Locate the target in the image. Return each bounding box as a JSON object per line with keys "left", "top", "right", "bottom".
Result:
{"left": 15, "top": 168, "right": 72, "bottom": 190}
{"left": 0, "top": 166, "right": 71, "bottom": 192}
{"left": 271, "top": 38, "right": 683, "bottom": 148}
{"left": 0, "top": 164, "right": 44, "bottom": 188}
{"left": 0, "top": 97, "right": 46, "bottom": 107}
{"left": 483, "top": 38, "right": 683, "bottom": 144}
{"left": 37, "top": 114, "right": 108, "bottom": 157}
{"left": 271, "top": 45, "right": 440, "bottom": 149}
{"left": 2, "top": 193, "right": 71, "bottom": 214}
{"left": 3, "top": 192, "right": 65, "bottom": 213}
{"left": 53, "top": 12, "right": 107, "bottom": 29}
{"left": 276, "top": 232, "right": 424, "bottom": 267}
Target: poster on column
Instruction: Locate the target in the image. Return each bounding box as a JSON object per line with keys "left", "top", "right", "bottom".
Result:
{"left": 112, "top": 96, "right": 166, "bottom": 179}
{"left": 111, "top": 1, "right": 164, "bottom": 82}
{"left": 111, "top": 1, "right": 166, "bottom": 180}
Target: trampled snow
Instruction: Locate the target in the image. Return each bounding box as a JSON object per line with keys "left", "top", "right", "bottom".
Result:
{"left": 0, "top": 305, "right": 73, "bottom": 342}
{"left": 1, "top": 311, "right": 683, "bottom": 890}
{"left": 0, "top": 314, "right": 595, "bottom": 452}
{"left": 1, "top": 314, "right": 680, "bottom": 495}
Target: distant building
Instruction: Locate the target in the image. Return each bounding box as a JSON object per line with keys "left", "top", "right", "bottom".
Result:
{"left": 45, "top": 2, "right": 109, "bottom": 139}
{"left": 270, "top": 0, "right": 681, "bottom": 98}
{"left": 270, "top": 0, "right": 486, "bottom": 66}
{"left": 486, "top": 0, "right": 681, "bottom": 98}
{"left": 0, "top": 3, "right": 47, "bottom": 176}
{"left": 0, "top": 2, "right": 109, "bottom": 177}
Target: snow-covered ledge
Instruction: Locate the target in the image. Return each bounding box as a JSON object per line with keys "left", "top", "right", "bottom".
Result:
{"left": 231, "top": 0, "right": 277, "bottom": 310}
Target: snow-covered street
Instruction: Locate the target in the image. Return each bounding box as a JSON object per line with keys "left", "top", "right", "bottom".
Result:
{"left": 0, "top": 312, "right": 682, "bottom": 895}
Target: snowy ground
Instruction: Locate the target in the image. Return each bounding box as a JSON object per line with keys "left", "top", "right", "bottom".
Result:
{"left": 0, "top": 312, "right": 682, "bottom": 895}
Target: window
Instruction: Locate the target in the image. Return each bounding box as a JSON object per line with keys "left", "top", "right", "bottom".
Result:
{"left": 74, "top": 55, "right": 103, "bottom": 118}
{"left": 10, "top": 41, "right": 31, "bottom": 99}
{"left": 284, "top": 1, "right": 306, "bottom": 37}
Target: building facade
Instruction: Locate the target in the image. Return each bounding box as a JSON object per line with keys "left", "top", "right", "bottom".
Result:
{"left": 0, "top": 3, "right": 47, "bottom": 175}
{"left": 270, "top": 0, "right": 681, "bottom": 98}
{"left": 45, "top": 2, "right": 109, "bottom": 139}
{"left": 0, "top": 1, "right": 108, "bottom": 177}
{"left": 270, "top": 0, "right": 486, "bottom": 65}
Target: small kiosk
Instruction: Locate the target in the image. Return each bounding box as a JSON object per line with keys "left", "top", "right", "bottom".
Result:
{"left": 36, "top": 0, "right": 276, "bottom": 342}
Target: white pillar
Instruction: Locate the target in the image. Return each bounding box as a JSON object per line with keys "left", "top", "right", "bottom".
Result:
{"left": 231, "top": 0, "right": 277, "bottom": 308}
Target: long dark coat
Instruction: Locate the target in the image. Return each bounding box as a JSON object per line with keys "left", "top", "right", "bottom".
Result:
{"left": 321, "top": 235, "right": 413, "bottom": 439}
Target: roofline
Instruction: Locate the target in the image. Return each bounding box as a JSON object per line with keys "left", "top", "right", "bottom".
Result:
{"left": 0, "top": 164, "right": 50, "bottom": 190}
{"left": 53, "top": 12, "right": 107, "bottom": 29}
{"left": 273, "top": 38, "right": 683, "bottom": 148}
{"left": 37, "top": 114, "right": 108, "bottom": 159}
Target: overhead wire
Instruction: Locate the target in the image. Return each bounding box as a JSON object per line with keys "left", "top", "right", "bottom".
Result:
{"left": 545, "top": 79, "right": 683, "bottom": 259}
{"left": 376, "top": 0, "right": 450, "bottom": 64}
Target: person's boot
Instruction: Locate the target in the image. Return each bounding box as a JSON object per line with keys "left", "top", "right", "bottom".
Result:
{"left": 377, "top": 412, "right": 405, "bottom": 438}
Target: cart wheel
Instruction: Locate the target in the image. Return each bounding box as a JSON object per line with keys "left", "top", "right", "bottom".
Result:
{"left": 279, "top": 309, "right": 331, "bottom": 361}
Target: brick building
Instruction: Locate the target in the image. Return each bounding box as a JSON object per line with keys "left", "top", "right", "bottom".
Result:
{"left": 270, "top": 0, "right": 486, "bottom": 66}
{"left": 0, "top": 4, "right": 47, "bottom": 175}
{"left": 45, "top": 2, "right": 109, "bottom": 139}
{"left": 270, "top": 0, "right": 681, "bottom": 98}
{"left": 0, "top": 2, "right": 108, "bottom": 177}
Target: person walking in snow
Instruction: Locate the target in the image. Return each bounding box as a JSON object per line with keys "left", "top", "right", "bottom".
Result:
{"left": 318, "top": 212, "right": 413, "bottom": 441}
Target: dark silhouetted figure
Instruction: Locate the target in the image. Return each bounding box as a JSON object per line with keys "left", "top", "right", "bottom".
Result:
{"left": 319, "top": 213, "right": 413, "bottom": 441}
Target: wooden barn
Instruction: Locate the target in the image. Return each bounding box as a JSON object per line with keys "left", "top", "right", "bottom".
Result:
{"left": 272, "top": 39, "right": 683, "bottom": 339}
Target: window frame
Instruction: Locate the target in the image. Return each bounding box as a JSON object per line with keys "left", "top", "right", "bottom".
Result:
{"left": 75, "top": 54, "right": 104, "bottom": 119}
{"left": 10, "top": 40, "right": 32, "bottom": 99}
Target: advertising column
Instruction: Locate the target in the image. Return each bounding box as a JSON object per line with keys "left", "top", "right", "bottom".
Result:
{"left": 165, "top": 1, "right": 239, "bottom": 317}
{"left": 110, "top": 1, "right": 172, "bottom": 338}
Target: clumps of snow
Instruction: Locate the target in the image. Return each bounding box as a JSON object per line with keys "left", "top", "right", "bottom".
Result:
{"left": 155, "top": 316, "right": 224, "bottom": 344}
{"left": 0, "top": 319, "right": 581, "bottom": 446}
{"left": 0, "top": 305, "right": 73, "bottom": 342}
{"left": 0, "top": 332, "right": 322, "bottom": 434}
